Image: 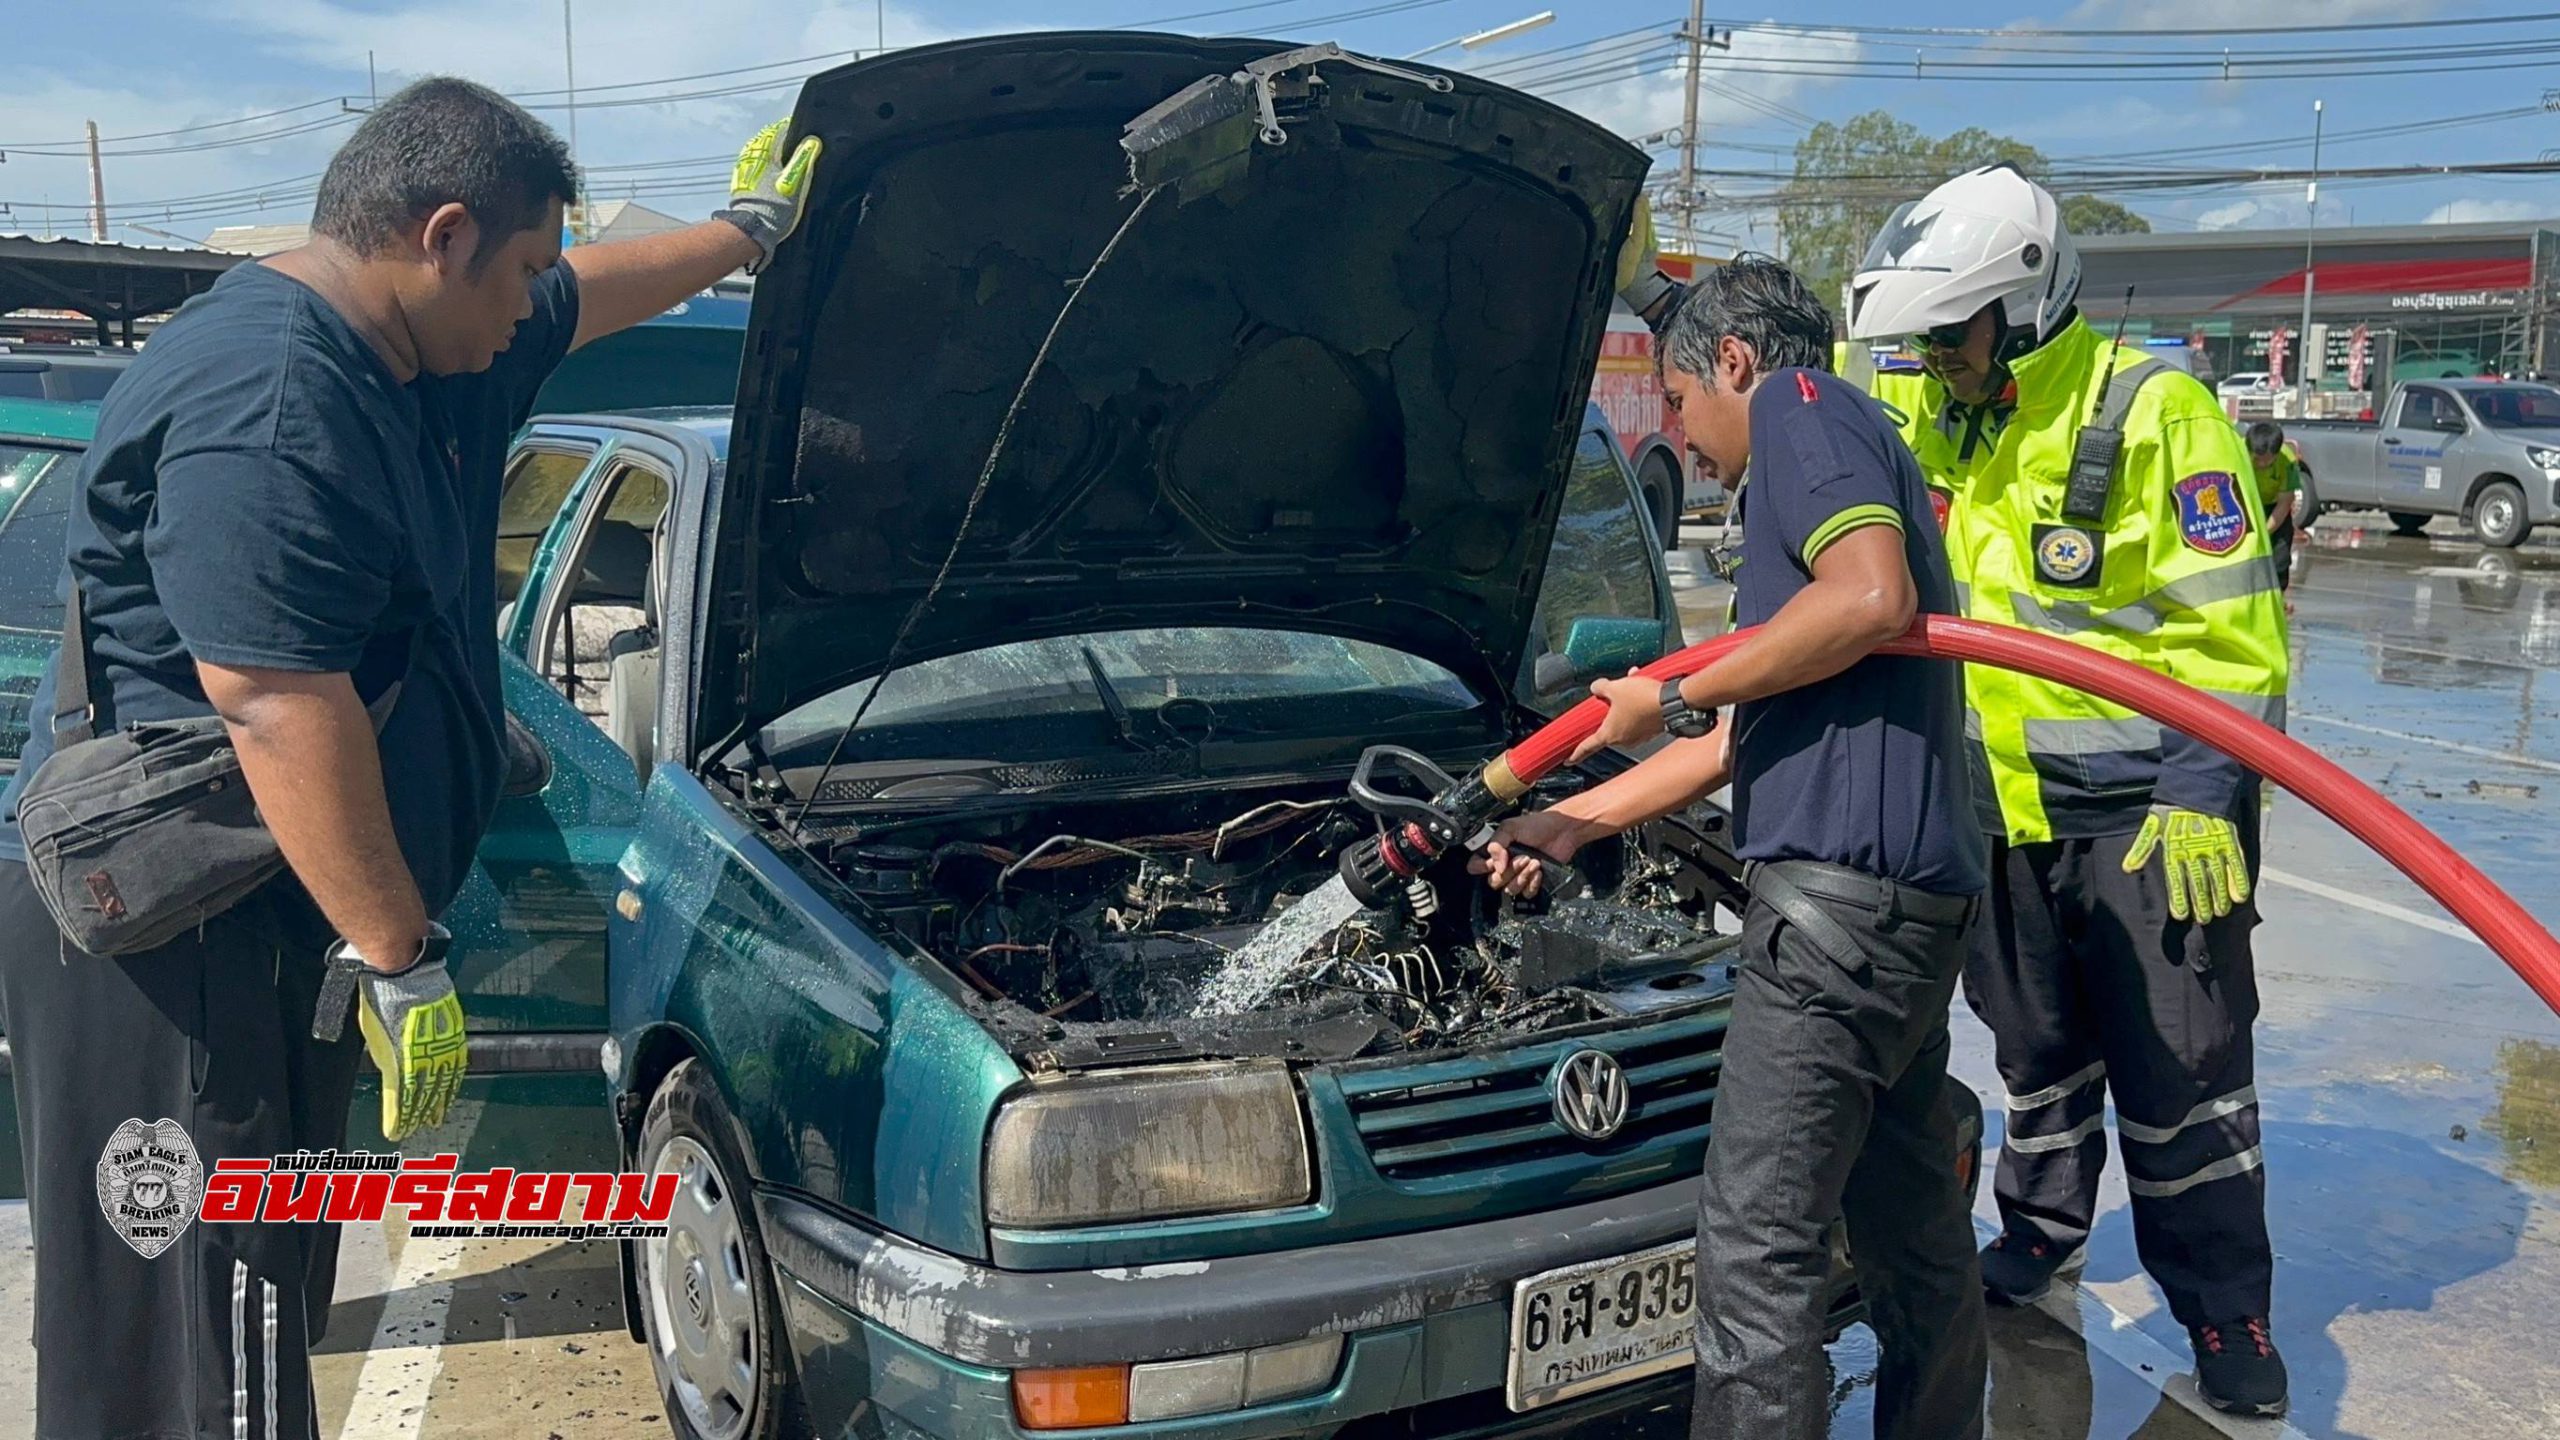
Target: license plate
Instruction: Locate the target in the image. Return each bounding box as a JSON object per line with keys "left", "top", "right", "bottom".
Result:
{"left": 1505, "top": 1241, "right": 1698, "bottom": 1412}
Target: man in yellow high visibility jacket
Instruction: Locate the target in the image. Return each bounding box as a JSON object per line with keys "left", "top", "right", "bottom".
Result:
{"left": 1848, "top": 166, "right": 2293, "bottom": 1420}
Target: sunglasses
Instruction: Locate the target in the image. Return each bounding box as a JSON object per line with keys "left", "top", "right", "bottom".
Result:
{"left": 1910, "top": 322, "right": 1972, "bottom": 353}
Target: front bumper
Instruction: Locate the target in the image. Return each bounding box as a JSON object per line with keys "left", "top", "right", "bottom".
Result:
{"left": 758, "top": 1177, "right": 1858, "bottom": 1437}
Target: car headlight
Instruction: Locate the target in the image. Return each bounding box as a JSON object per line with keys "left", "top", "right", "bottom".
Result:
{"left": 986, "top": 1061, "right": 1313, "bottom": 1227}
{"left": 2529, "top": 446, "right": 2560, "bottom": 475}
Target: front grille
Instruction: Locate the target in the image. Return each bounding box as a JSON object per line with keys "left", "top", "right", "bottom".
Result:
{"left": 1336, "top": 1011, "right": 1725, "bottom": 1182}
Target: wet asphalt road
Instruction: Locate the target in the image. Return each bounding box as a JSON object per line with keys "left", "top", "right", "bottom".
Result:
{"left": 2, "top": 515, "right": 2556, "bottom": 1438}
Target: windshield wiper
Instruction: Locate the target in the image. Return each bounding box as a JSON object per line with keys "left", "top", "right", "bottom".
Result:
{"left": 1080, "top": 645, "right": 1155, "bottom": 752}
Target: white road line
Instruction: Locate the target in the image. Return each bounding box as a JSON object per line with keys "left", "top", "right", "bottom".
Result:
{"left": 1973, "top": 1219, "right": 2316, "bottom": 1440}
{"left": 337, "top": 1099, "right": 485, "bottom": 1440}
{"left": 2259, "top": 867, "right": 2485, "bottom": 948}
{"left": 2293, "top": 712, "right": 2560, "bottom": 775}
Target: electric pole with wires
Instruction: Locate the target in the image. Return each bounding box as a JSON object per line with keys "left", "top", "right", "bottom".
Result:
{"left": 1678, "top": 0, "right": 1703, "bottom": 253}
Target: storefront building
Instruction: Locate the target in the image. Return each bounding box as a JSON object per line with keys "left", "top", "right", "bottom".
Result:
{"left": 2076, "top": 219, "right": 2560, "bottom": 415}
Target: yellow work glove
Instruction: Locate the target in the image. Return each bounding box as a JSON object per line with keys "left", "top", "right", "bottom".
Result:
{"left": 716, "top": 120, "right": 824, "bottom": 272}
{"left": 2121, "top": 804, "right": 2252, "bottom": 923}
{"left": 314, "top": 926, "right": 468, "bottom": 1141}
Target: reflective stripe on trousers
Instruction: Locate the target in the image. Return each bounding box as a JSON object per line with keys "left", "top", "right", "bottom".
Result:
{"left": 2117, "top": 1084, "right": 2264, "bottom": 1199}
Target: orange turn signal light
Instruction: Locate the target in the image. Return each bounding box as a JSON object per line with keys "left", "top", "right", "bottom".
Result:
{"left": 1014, "top": 1365, "right": 1133, "bottom": 1429}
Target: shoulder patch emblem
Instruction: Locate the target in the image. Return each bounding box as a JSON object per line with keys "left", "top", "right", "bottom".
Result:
{"left": 1928, "top": 487, "right": 1953, "bottom": 533}
{"left": 2033, "top": 524, "right": 2102, "bottom": 587}
{"left": 2174, "top": 471, "right": 2250, "bottom": 555}
{"left": 1797, "top": 372, "right": 1820, "bottom": 403}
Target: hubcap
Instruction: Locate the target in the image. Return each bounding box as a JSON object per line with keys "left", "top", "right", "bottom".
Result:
{"left": 644, "top": 1135, "right": 759, "bottom": 1440}
{"left": 2487, "top": 495, "right": 2517, "bottom": 538}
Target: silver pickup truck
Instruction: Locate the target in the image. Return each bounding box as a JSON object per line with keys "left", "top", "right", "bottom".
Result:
{"left": 2286, "top": 379, "right": 2560, "bottom": 548}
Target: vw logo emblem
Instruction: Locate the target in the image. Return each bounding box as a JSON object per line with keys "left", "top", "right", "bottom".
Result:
{"left": 1551, "top": 1049, "right": 1631, "bottom": 1142}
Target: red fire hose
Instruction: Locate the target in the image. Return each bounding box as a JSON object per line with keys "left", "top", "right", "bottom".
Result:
{"left": 1498, "top": 614, "right": 2560, "bottom": 1017}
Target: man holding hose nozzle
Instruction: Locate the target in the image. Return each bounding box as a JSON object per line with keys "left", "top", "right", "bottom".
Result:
{"left": 1478, "top": 254, "right": 1989, "bottom": 1439}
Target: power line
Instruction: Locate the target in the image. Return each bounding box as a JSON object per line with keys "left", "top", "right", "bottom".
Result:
{"left": 1725, "top": 9, "right": 2560, "bottom": 40}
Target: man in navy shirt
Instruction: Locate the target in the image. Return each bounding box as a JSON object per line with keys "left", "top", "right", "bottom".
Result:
{"left": 1477, "top": 257, "right": 1988, "bottom": 1439}
{"left": 0, "top": 80, "right": 818, "bottom": 1440}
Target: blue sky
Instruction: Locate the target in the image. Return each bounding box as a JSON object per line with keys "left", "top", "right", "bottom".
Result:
{"left": 2, "top": 0, "right": 2554, "bottom": 249}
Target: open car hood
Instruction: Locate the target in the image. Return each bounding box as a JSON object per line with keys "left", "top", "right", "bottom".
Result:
{"left": 701, "top": 33, "right": 1650, "bottom": 754}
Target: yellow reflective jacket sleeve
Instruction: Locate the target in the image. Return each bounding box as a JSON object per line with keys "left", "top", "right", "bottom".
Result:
{"left": 2119, "top": 382, "right": 2291, "bottom": 821}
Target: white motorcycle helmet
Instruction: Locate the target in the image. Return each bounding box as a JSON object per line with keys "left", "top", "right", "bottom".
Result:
{"left": 1846, "top": 164, "right": 2081, "bottom": 351}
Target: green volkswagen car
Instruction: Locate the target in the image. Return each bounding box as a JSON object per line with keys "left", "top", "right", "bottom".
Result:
{"left": 0, "top": 32, "right": 1982, "bottom": 1438}
{"left": 582, "top": 32, "right": 1978, "bottom": 1440}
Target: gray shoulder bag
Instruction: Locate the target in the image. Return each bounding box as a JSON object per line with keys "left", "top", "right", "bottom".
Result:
{"left": 12, "top": 582, "right": 412, "bottom": 956}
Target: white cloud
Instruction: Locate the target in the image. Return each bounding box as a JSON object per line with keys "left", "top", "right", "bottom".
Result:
{"left": 2423, "top": 198, "right": 2549, "bottom": 226}
{"left": 2059, "top": 0, "right": 2416, "bottom": 27}
{"left": 2193, "top": 199, "right": 2263, "bottom": 231}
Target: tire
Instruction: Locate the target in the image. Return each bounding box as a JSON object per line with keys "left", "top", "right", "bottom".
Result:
{"left": 2472, "top": 479, "right": 2531, "bottom": 549}
{"left": 2387, "top": 511, "right": 2432, "bottom": 537}
{"left": 636, "top": 1060, "right": 809, "bottom": 1440}
{"left": 1638, "top": 451, "right": 1682, "bottom": 549}
{"left": 2294, "top": 469, "right": 2319, "bottom": 530}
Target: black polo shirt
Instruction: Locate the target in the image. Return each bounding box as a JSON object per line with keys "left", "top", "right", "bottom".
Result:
{"left": 1728, "top": 366, "right": 1985, "bottom": 896}
{"left": 2, "top": 259, "right": 581, "bottom": 913}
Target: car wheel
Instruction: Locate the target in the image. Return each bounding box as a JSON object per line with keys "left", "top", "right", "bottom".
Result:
{"left": 1639, "top": 451, "right": 1681, "bottom": 549}
{"left": 2472, "top": 480, "right": 2531, "bottom": 549}
{"left": 2387, "top": 511, "right": 2432, "bottom": 537}
{"left": 637, "top": 1060, "right": 808, "bottom": 1440}
{"left": 2294, "top": 469, "right": 2319, "bottom": 530}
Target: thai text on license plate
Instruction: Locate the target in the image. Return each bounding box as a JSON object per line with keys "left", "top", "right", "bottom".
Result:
{"left": 1505, "top": 1240, "right": 1698, "bottom": 1411}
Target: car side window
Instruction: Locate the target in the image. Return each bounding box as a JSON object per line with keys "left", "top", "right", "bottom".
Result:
{"left": 496, "top": 443, "right": 600, "bottom": 616}
{"left": 2401, "top": 387, "right": 2449, "bottom": 430}
{"left": 527, "top": 459, "right": 670, "bottom": 726}
{"left": 1520, "top": 430, "right": 1667, "bottom": 711}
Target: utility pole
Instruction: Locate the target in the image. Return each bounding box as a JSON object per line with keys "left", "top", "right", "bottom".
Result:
{"left": 562, "top": 0, "right": 584, "bottom": 241}
{"left": 2298, "top": 98, "right": 2325, "bottom": 401}
{"left": 85, "top": 121, "right": 107, "bottom": 243}
{"left": 1678, "top": 0, "right": 1705, "bottom": 254}
{"left": 368, "top": 50, "right": 378, "bottom": 107}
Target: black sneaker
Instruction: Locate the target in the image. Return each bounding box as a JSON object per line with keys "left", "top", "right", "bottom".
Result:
{"left": 1978, "top": 1234, "right": 2086, "bottom": 1306}
{"left": 2191, "top": 1316, "right": 2290, "bottom": 1418}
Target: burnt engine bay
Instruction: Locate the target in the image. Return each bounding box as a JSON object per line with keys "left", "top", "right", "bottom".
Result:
{"left": 807, "top": 782, "right": 1742, "bottom": 1066}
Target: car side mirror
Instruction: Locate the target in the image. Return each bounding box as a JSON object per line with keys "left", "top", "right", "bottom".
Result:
{"left": 2437, "top": 414, "right": 2468, "bottom": 433}
{"left": 501, "top": 710, "right": 553, "bottom": 798}
{"left": 1539, "top": 615, "right": 1666, "bottom": 694}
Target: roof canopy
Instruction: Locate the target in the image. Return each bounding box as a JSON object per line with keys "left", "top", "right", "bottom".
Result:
{"left": 0, "top": 234, "right": 242, "bottom": 342}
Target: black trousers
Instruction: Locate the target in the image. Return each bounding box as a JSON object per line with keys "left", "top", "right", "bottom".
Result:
{"left": 1690, "top": 866, "right": 1988, "bottom": 1440}
{"left": 0, "top": 859, "right": 362, "bottom": 1440}
{"left": 1964, "top": 824, "right": 2271, "bottom": 1329}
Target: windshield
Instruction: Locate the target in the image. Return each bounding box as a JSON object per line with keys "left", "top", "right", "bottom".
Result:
{"left": 761, "top": 628, "right": 1483, "bottom": 767}
{"left": 2460, "top": 385, "right": 2560, "bottom": 429}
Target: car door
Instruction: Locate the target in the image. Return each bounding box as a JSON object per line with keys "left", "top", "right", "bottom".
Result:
{"left": 441, "top": 427, "right": 660, "bottom": 1046}
{"left": 0, "top": 434, "right": 84, "bottom": 1194}
{"left": 1515, "top": 421, "right": 1683, "bottom": 717}
{"left": 2383, "top": 385, "right": 2461, "bottom": 509}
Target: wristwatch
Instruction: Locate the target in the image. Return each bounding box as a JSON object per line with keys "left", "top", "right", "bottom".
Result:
{"left": 1659, "top": 679, "right": 1718, "bottom": 740}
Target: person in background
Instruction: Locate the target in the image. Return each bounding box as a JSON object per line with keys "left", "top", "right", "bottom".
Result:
{"left": 2246, "top": 421, "right": 2303, "bottom": 594}
{"left": 1847, "top": 164, "right": 2293, "bottom": 1419}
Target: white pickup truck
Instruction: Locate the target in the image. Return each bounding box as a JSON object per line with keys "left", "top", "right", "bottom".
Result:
{"left": 2285, "top": 379, "right": 2560, "bottom": 548}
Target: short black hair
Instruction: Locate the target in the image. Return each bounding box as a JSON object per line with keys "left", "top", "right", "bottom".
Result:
{"left": 2245, "top": 420, "right": 2286, "bottom": 453}
{"left": 1658, "top": 254, "right": 1836, "bottom": 387}
{"left": 311, "top": 77, "right": 578, "bottom": 271}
